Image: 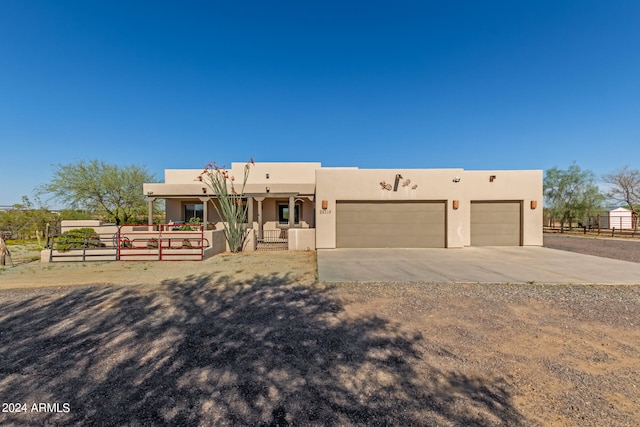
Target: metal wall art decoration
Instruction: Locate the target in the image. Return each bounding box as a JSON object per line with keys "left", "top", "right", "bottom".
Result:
{"left": 379, "top": 181, "right": 392, "bottom": 191}
{"left": 380, "top": 176, "right": 417, "bottom": 191}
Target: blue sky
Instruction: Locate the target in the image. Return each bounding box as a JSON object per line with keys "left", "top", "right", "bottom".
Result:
{"left": 1, "top": 1, "right": 639, "bottom": 207}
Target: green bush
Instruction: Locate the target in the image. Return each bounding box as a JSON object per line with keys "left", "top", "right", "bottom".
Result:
{"left": 55, "top": 228, "right": 102, "bottom": 252}
{"left": 178, "top": 217, "right": 202, "bottom": 231}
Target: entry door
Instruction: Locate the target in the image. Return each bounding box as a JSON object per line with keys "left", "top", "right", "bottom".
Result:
{"left": 470, "top": 201, "right": 521, "bottom": 246}
{"left": 336, "top": 201, "right": 446, "bottom": 248}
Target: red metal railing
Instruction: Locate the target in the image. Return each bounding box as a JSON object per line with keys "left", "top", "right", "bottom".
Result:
{"left": 117, "top": 224, "right": 205, "bottom": 261}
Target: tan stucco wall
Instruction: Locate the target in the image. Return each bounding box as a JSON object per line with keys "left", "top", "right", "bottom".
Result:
{"left": 463, "top": 170, "right": 543, "bottom": 246}
{"left": 149, "top": 163, "right": 542, "bottom": 250}
{"left": 288, "top": 229, "right": 316, "bottom": 251}
{"left": 315, "top": 168, "right": 466, "bottom": 249}
{"left": 204, "top": 230, "right": 226, "bottom": 258}
{"left": 236, "top": 162, "right": 320, "bottom": 185}
{"left": 145, "top": 162, "right": 321, "bottom": 197}
{"left": 315, "top": 168, "right": 542, "bottom": 249}
{"left": 165, "top": 199, "right": 182, "bottom": 223}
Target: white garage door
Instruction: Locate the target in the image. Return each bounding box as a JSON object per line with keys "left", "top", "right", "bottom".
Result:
{"left": 336, "top": 201, "right": 446, "bottom": 248}
{"left": 471, "top": 201, "right": 521, "bottom": 246}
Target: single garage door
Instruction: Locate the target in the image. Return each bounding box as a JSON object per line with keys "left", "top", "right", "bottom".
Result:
{"left": 471, "top": 201, "right": 521, "bottom": 246}
{"left": 336, "top": 201, "right": 446, "bottom": 248}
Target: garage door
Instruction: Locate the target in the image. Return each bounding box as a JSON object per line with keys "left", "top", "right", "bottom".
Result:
{"left": 336, "top": 201, "right": 446, "bottom": 248}
{"left": 471, "top": 201, "right": 521, "bottom": 246}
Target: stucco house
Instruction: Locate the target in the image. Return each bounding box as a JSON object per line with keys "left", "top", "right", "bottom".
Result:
{"left": 143, "top": 162, "right": 543, "bottom": 250}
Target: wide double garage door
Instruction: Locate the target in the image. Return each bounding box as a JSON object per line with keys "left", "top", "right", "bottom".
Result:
{"left": 336, "top": 201, "right": 446, "bottom": 248}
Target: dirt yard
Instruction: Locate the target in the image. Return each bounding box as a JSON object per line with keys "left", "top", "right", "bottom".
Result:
{"left": 1, "top": 243, "right": 639, "bottom": 426}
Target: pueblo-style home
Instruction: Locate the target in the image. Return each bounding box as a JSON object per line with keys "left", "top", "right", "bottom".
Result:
{"left": 143, "top": 162, "right": 542, "bottom": 251}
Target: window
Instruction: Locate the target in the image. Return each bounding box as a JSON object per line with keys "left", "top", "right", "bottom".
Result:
{"left": 278, "top": 203, "right": 300, "bottom": 225}
{"left": 184, "top": 204, "right": 204, "bottom": 222}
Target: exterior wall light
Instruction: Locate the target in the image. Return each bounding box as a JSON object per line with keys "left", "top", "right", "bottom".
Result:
{"left": 322, "top": 200, "right": 328, "bottom": 210}
{"left": 453, "top": 177, "right": 461, "bottom": 183}
{"left": 266, "top": 173, "right": 270, "bottom": 179}
{"left": 266, "top": 187, "right": 270, "bottom": 193}
{"left": 452, "top": 200, "right": 460, "bottom": 210}
{"left": 531, "top": 200, "right": 537, "bottom": 209}
{"left": 489, "top": 175, "right": 497, "bottom": 182}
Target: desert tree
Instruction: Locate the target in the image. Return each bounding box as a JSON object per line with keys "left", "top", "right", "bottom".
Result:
{"left": 603, "top": 165, "right": 640, "bottom": 234}
{"left": 198, "top": 158, "right": 253, "bottom": 252}
{"left": 41, "top": 160, "right": 156, "bottom": 225}
{"left": 0, "top": 196, "right": 60, "bottom": 242}
{"left": 544, "top": 163, "right": 605, "bottom": 232}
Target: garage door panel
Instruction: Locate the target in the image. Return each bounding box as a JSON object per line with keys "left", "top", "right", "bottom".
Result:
{"left": 340, "top": 225, "right": 441, "bottom": 236}
{"left": 473, "top": 223, "right": 520, "bottom": 234}
{"left": 336, "top": 201, "right": 445, "bottom": 248}
{"left": 340, "top": 214, "right": 444, "bottom": 225}
{"left": 471, "top": 202, "right": 521, "bottom": 246}
{"left": 339, "top": 211, "right": 416, "bottom": 224}
{"left": 471, "top": 214, "right": 519, "bottom": 224}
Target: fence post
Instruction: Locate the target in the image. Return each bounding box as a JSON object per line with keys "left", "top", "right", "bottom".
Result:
{"left": 612, "top": 227, "right": 615, "bottom": 237}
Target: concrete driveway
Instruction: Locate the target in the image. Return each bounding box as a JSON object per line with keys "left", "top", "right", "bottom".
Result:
{"left": 317, "top": 247, "right": 640, "bottom": 284}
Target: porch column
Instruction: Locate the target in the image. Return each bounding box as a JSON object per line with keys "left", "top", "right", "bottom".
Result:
{"left": 306, "top": 195, "right": 315, "bottom": 228}
{"left": 147, "top": 197, "right": 156, "bottom": 225}
{"left": 255, "top": 197, "right": 265, "bottom": 239}
{"left": 289, "top": 196, "right": 295, "bottom": 227}
{"left": 199, "top": 197, "right": 209, "bottom": 230}
{"left": 247, "top": 196, "right": 254, "bottom": 229}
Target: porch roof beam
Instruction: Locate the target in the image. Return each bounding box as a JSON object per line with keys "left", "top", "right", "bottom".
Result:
{"left": 144, "top": 192, "right": 306, "bottom": 199}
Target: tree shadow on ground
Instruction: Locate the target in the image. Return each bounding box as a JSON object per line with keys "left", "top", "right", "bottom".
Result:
{"left": 0, "top": 273, "right": 526, "bottom": 426}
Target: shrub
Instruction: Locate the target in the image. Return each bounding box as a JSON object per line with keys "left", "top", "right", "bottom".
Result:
{"left": 179, "top": 217, "right": 202, "bottom": 231}
{"left": 55, "top": 228, "right": 102, "bottom": 252}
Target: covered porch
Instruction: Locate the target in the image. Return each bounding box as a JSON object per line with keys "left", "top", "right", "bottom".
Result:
{"left": 142, "top": 162, "right": 321, "bottom": 251}
{"left": 145, "top": 191, "right": 316, "bottom": 251}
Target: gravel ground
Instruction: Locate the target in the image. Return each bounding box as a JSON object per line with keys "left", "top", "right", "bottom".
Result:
{"left": 544, "top": 234, "right": 640, "bottom": 263}
{"left": 1, "top": 243, "right": 639, "bottom": 426}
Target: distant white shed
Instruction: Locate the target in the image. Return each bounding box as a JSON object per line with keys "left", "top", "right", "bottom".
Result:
{"left": 609, "top": 207, "right": 633, "bottom": 230}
